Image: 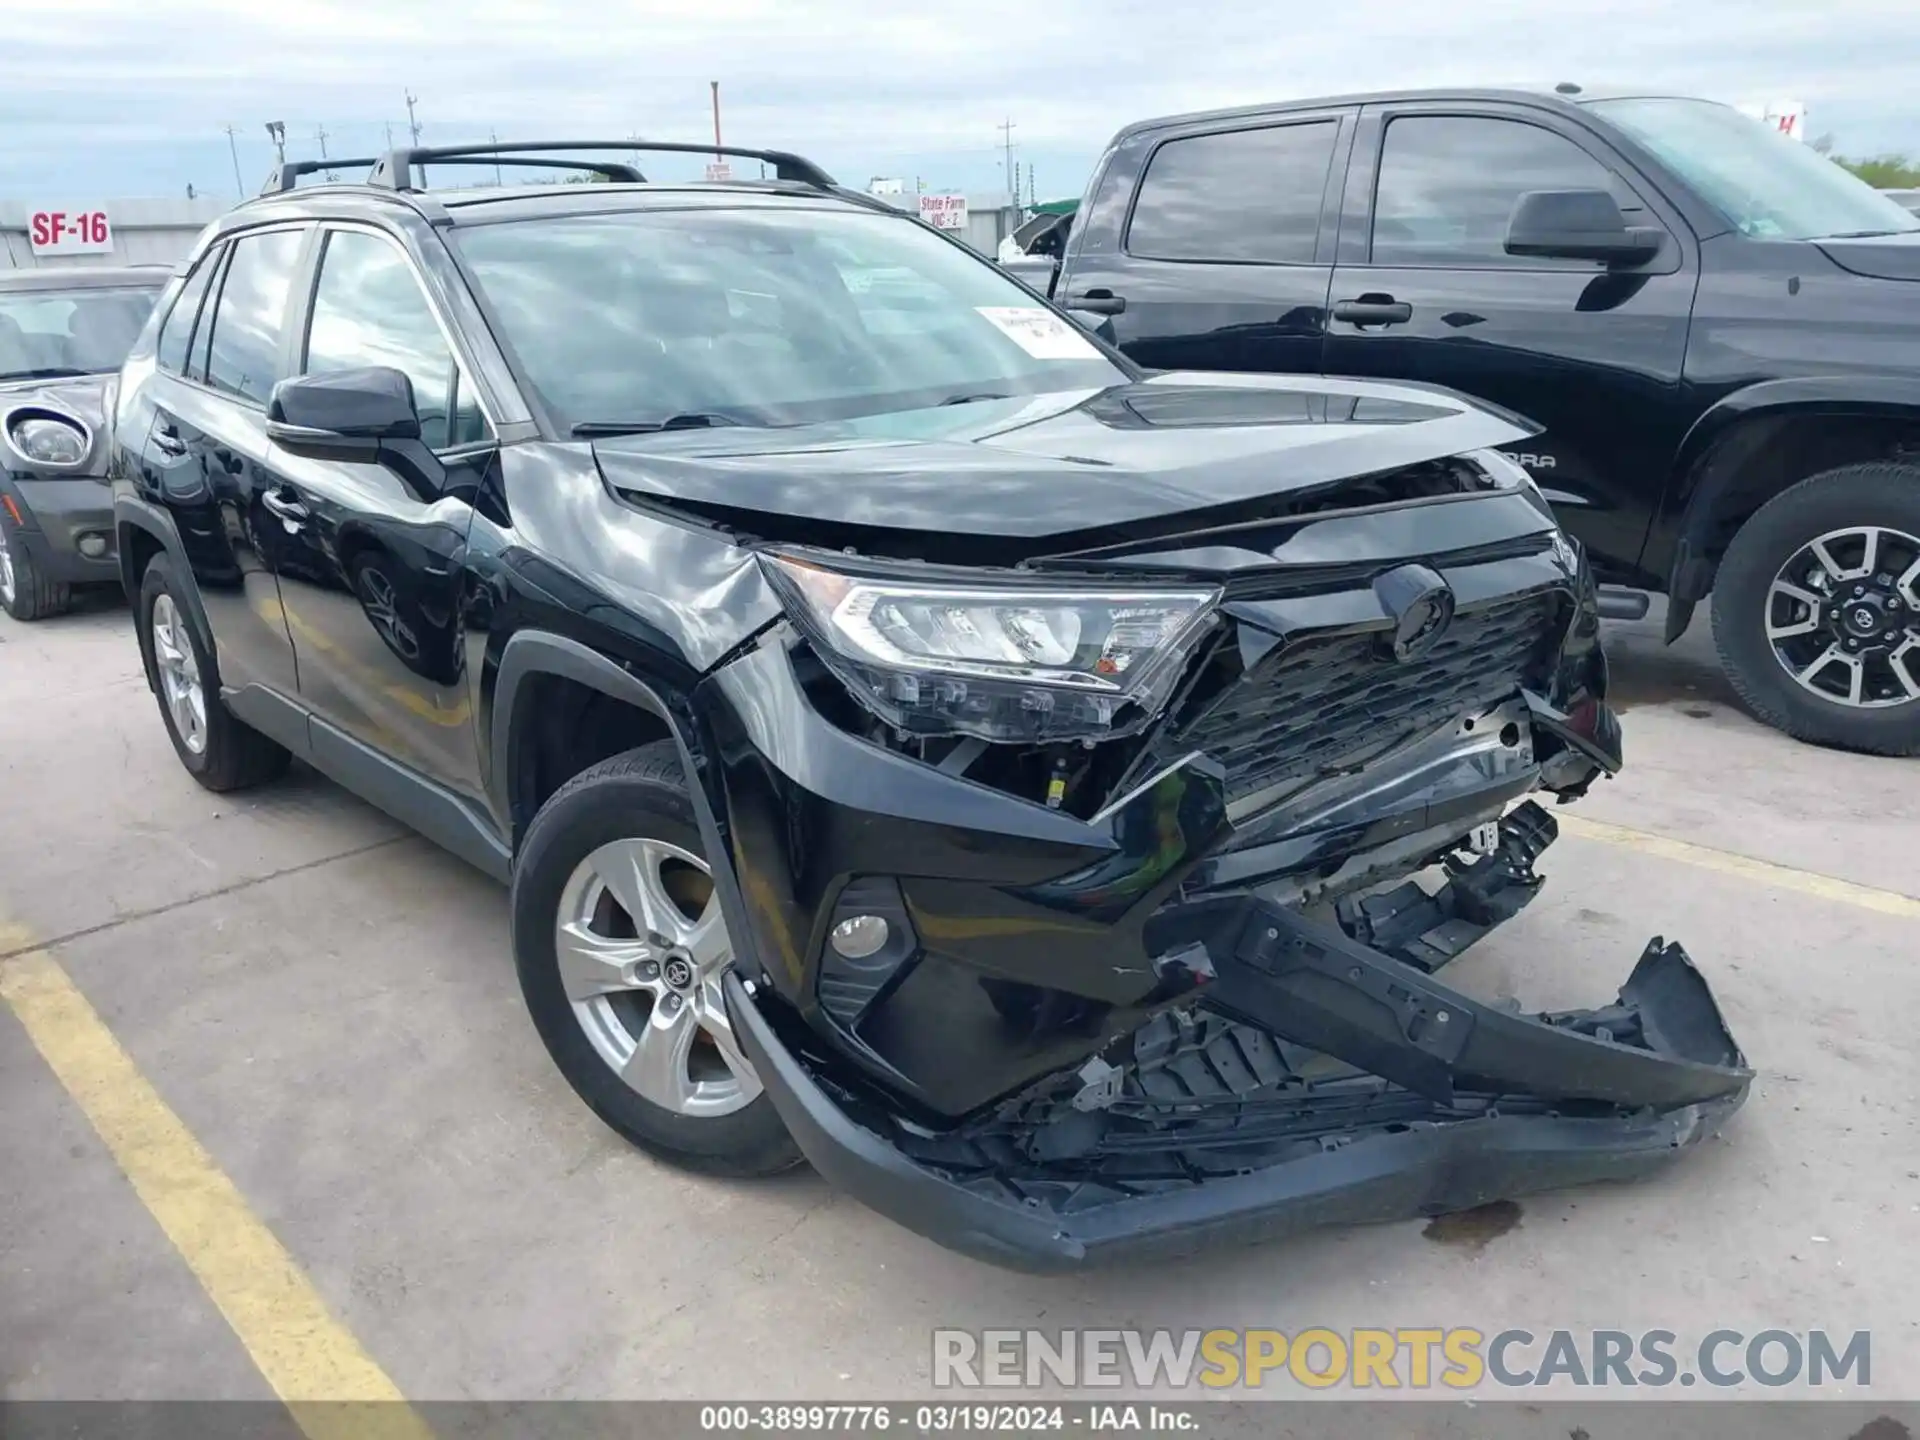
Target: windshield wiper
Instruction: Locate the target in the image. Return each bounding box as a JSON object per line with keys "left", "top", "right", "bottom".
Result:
{"left": 938, "top": 391, "right": 1014, "bottom": 407}
{"left": 0, "top": 366, "right": 96, "bottom": 382}
{"left": 571, "top": 413, "right": 749, "bottom": 438}
{"left": 1824, "top": 229, "right": 1909, "bottom": 239}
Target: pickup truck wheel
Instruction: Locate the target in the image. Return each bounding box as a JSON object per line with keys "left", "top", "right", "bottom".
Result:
{"left": 511, "top": 742, "right": 801, "bottom": 1178}
{"left": 136, "top": 554, "right": 293, "bottom": 789}
{"left": 1712, "top": 462, "right": 1920, "bottom": 756}
{"left": 0, "top": 521, "right": 72, "bottom": 621}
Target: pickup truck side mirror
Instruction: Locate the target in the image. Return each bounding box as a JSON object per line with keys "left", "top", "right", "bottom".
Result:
{"left": 267, "top": 366, "right": 422, "bottom": 461}
{"left": 1504, "top": 189, "right": 1664, "bottom": 264}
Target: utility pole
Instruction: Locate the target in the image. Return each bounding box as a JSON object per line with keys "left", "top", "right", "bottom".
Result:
{"left": 404, "top": 90, "right": 422, "bottom": 144}
{"left": 315, "top": 123, "right": 335, "bottom": 182}
{"left": 710, "top": 80, "right": 723, "bottom": 162}
{"left": 489, "top": 129, "right": 503, "bottom": 186}
{"left": 384, "top": 120, "right": 395, "bottom": 149}
{"left": 223, "top": 124, "right": 244, "bottom": 198}
{"left": 998, "top": 116, "right": 1016, "bottom": 214}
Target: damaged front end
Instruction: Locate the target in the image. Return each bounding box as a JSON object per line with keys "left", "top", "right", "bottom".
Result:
{"left": 685, "top": 430, "right": 1749, "bottom": 1270}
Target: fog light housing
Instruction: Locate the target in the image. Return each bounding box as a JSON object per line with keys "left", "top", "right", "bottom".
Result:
{"left": 817, "top": 878, "right": 919, "bottom": 1030}
{"left": 829, "top": 914, "right": 890, "bottom": 959}
{"left": 76, "top": 532, "right": 108, "bottom": 559}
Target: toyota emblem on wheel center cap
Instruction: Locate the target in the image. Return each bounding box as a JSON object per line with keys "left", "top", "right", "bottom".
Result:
{"left": 663, "top": 956, "right": 695, "bottom": 990}
{"left": 1372, "top": 563, "right": 1458, "bottom": 663}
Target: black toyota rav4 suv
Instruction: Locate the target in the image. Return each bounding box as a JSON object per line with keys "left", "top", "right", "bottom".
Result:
{"left": 112, "top": 142, "right": 1748, "bottom": 1269}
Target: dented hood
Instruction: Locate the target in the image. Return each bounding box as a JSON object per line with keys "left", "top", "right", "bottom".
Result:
{"left": 592, "top": 372, "right": 1537, "bottom": 547}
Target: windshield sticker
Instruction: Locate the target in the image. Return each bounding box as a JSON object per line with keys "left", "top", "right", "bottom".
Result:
{"left": 975, "top": 306, "right": 1102, "bottom": 360}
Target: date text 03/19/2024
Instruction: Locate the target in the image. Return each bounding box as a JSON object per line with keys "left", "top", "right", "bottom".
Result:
{"left": 698, "top": 1404, "right": 1196, "bottom": 1432}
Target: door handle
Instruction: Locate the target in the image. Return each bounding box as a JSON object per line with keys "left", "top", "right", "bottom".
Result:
{"left": 261, "top": 488, "right": 310, "bottom": 529}
{"left": 1332, "top": 296, "right": 1413, "bottom": 327}
{"left": 152, "top": 421, "right": 186, "bottom": 458}
{"left": 1065, "top": 289, "right": 1127, "bottom": 316}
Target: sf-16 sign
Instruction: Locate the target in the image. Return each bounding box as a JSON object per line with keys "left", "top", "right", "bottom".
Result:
{"left": 29, "top": 209, "right": 113, "bottom": 256}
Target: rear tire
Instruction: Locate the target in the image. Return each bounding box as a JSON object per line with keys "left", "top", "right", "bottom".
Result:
{"left": 511, "top": 742, "right": 801, "bottom": 1178}
{"left": 136, "top": 553, "right": 292, "bottom": 790}
{"left": 0, "top": 522, "right": 72, "bottom": 621}
{"left": 1712, "top": 462, "right": 1920, "bottom": 757}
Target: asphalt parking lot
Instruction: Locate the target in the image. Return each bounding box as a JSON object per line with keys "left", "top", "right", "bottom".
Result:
{"left": 2, "top": 594, "right": 1916, "bottom": 1405}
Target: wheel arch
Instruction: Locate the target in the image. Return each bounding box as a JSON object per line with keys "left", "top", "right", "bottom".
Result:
{"left": 491, "top": 629, "right": 765, "bottom": 979}
{"left": 114, "top": 494, "right": 215, "bottom": 693}
{"left": 1658, "top": 378, "right": 1920, "bottom": 641}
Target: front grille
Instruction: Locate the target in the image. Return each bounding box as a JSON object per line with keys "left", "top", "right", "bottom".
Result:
{"left": 1153, "top": 593, "right": 1566, "bottom": 806}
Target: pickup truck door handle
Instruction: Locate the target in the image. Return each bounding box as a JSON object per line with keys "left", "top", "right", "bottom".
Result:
{"left": 1064, "top": 289, "right": 1127, "bottom": 316}
{"left": 261, "top": 487, "right": 310, "bottom": 529}
{"left": 151, "top": 421, "right": 187, "bottom": 458}
{"left": 1332, "top": 296, "right": 1413, "bottom": 327}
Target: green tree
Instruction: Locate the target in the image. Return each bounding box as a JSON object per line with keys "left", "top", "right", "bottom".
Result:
{"left": 1833, "top": 153, "right": 1920, "bottom": 188}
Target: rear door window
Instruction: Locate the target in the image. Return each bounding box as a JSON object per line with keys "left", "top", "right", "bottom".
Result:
{"left": 1127, "top": 122, "right": 1340, "bottom": 264}
{"left": 201, "top": 228, "right": 305, "bottom": 403}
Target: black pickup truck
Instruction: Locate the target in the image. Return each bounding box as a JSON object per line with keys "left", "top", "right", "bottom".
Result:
{"left": 1011, "top": 87, "right": 1920, "bottom": 755}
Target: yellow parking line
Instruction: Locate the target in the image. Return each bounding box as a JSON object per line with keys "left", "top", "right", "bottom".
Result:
{"left": 0, "top": 926, "right": 431, "bottom": 1440}
{"left": 1557, "top": 813, "right": 1920, "bottom": 919}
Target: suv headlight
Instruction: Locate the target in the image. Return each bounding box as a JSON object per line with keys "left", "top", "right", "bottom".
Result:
{"left": 6, "top": 412, "right": 90, "bottom": 468}
{"left": 766, "top": 554, "right": 1219, "bottom": 743}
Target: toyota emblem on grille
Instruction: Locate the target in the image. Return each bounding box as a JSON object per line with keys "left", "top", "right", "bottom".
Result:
{"left": 1372, "top": 563, "right": 1457, "bottom": 663}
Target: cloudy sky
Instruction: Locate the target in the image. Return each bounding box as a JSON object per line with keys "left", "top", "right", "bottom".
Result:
{"left": 2, "top": 0, "right": 1917, "bottom": 203}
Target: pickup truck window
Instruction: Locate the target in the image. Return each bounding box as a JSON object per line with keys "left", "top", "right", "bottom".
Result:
{"left": 1372, "top": 116, "right": 1624, "bottom": 268}
{"left": 1586, "top": 96, "right": 1920, "bottom": 241}
{"left": 1127, "top": 121, "right": 1337, "bottom": 265}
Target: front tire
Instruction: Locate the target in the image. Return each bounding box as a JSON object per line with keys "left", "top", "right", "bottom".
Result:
{"left": 511, "top": 742, "right": 800, "bottom": 1178}
{"left": 1713, "top": 462, "right": 1920, "bottom": 756}
{"left": 136, "top": 553, "right": 292, "bottom": 790}
{"left": 0, "top": 521, "right": 72, "bottom": 621}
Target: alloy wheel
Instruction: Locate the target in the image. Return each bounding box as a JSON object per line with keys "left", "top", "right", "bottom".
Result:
{"left": 356, "top": 565, "right": 420, "bottom": 660}
{"left": 1764, "top": 524, "right": 1920, "bottom": 708}
{"left": 554, "top": 836, "right": 760, "bottom": 1117}
{"left": 151, "top": 593, "right": 209, "bottom": 754}
{"left": 0, "top": 533, "right": 15, "bottom": 608}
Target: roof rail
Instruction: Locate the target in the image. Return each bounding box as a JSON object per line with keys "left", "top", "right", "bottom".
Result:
{"left": 262, "top": 157, "right": 381, "bottom": 195}
{"left": 365, "top": 140, "right": 837, "bottom": 193}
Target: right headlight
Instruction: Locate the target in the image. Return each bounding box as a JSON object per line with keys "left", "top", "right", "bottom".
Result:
{"left": 765, "top": 553, "right": 1220, "bottom": 744}
{"left": 5, "top": 412, "right": 90, "bottom": 468}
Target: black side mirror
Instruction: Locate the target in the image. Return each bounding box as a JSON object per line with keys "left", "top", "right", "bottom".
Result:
{"left": 267, "top": 366, "right": 421, "bottom": 461}
{"left": 1504, "top": 189, "right": 1664, "bottom": 264}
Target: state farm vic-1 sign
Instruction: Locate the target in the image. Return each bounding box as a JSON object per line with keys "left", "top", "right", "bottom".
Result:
{"left": 29, "top": 209, "right": 113, "bottom": 257}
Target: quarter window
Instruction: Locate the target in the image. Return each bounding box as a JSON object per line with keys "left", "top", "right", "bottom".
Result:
{"left": 1371, "top": 116, "right": 1633, "bottom": 267}
{"left": 303, "top": 230, "right": 486, "bottom": 449}
{"left": 155, "top": 248, "right": 222, "bottom": 376}
{"left": 202, "top": 229, "right": 305, "bottom": 402}
{"left": 1128, "top": 122, "right": 1339, "bottom": 265}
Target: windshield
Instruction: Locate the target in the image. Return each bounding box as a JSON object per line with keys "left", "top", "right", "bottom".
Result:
{"left": 1586, "top": 97, "right": 1920, "bottom": 241}
{"left": 0, "top": 286, "right": 160, "bottom": 381}
{"left": 453, "top": 206, "right": 1125, "bottom": 433}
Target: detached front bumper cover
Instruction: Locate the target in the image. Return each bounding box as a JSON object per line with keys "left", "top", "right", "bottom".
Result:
{"left": 723, "top": 899, "right": 1749, "bottom": 1272}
